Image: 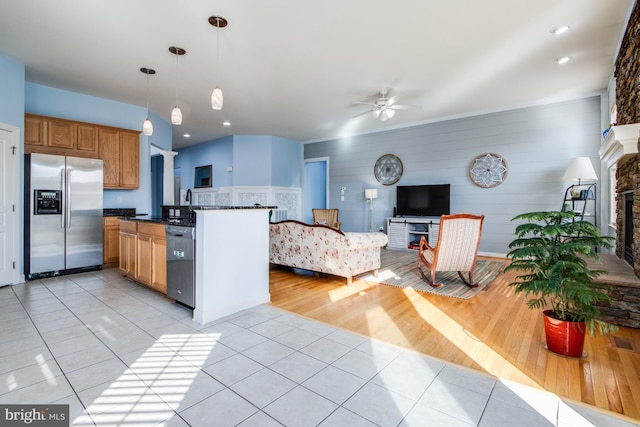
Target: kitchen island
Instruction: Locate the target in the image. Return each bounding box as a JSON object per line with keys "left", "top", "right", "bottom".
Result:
{"left": 193, "top": 206, "right": 274, "bottom": 324}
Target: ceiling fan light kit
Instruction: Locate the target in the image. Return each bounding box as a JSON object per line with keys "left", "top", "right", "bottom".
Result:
{"left": 354, "top": 89, "right": 421, "bottom": 121}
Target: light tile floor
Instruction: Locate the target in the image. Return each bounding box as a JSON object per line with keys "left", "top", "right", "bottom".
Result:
{"left": 0, "top": 268, "right": 638, "bottom": 427}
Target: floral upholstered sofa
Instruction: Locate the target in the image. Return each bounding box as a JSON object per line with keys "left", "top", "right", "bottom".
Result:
{"left": 269, "top": 220, "right": 389, "bottom": 285}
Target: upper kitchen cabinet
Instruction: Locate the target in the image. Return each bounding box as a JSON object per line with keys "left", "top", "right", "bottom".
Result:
{"left": 24, "top": 114, "right": 99, "bottom": 158}
{"left": 100, "top": 128, "right": 140, "bottom": 189}
{"left": 24, "top": 114, "right": 140, "bottom": 189}
{"left": 24, "top": 115, "right": 46, "bottom": 147}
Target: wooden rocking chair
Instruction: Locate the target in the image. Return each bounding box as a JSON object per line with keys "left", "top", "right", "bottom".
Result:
{"left": 417, "top": 213, "right": 485, "bottom": 288}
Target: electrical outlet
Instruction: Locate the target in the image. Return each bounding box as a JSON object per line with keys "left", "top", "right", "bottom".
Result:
{"left": 117, "top": 196, "right": 122, "bottom": 204}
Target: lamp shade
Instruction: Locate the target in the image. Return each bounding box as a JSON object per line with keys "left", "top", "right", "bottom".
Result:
{"left": 142, "top": 118, "right": 153, "bottom": 136}
{"left": 365, "top": 188, "right": 378, "bottom": 199}
{"left": 171, "top": 106, "right": 182, "bottom": 125}
{"left": 563, "top": 157, "right": 598, "bottom": 182}
{"left": 211, "top": 86, "right": 224, "bottom": 110}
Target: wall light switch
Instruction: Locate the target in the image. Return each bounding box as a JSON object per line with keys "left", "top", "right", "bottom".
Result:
{"left": 341, "top": 195, "right": 344, "bottom": 201}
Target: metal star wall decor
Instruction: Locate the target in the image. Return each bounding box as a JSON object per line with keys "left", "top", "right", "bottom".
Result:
{"left": 469, "top": 153, "right": 508, "bottom": 188}
{"left": 374, "top": 154, "right": 403, "bottom": 185}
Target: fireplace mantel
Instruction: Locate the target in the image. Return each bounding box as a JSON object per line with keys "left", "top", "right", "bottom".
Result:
{"left": 599, "top": 123, "right": 640, "bottom": 167}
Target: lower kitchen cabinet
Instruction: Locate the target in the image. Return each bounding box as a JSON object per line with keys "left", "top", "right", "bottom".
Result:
{"left": 150, "top": 237, "right": 167, "bottom": 294}
{"left": 119, "top": 220, "right": 166, "bottom": 294}
{"left": 119, "top": 220, "right": 137, "bottom": 278}
{"left": 103, "top": 217, "right": 120, "bottom": 265}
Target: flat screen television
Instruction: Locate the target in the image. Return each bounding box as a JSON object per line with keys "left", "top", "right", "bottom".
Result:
{"left": 396, "top": 184, "right": 450, "bottom": 217}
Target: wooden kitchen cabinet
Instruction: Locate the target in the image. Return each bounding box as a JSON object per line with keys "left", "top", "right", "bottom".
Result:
{"left": 136, "top": 222, "right": 167, "bottom": 293}
{"left": 103, "top": 216, "right": 120, "bottom": 265}
{"left": 24, "top": 115, "right": 46, "bottom": 147}
{"left": 47, "top": 119, "right": 76, "bottom": 149}
{"left": 119, "top": 220, "right": 166, "bottom": 294}
{"left": 24, "top": 114, "right": 138, "bottom": 187}
{"left": 119, "top": 131, "right": 140, "bottom": 189}
{"left": 101, "top": 128, "right": 140, "bottom": 189}
{"left": 150, "top": 237, "right": 167, "bottom": 294}
{"left": 24, "top": 114, "right": 99, "bottom": 158}
{"left": 76, "top": 123, "right": 99, "bottom": 156}
{"left": 119, "top": 220, "right": 137, "bottom": 278}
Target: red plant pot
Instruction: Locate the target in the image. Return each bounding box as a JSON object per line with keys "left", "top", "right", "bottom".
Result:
{"left": 543, "top": 310, "right": 586, "bottom": 357}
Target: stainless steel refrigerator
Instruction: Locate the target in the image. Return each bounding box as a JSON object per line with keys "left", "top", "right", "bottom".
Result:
{"left": 25, "top": 153, "right": 104, "bottom": 280}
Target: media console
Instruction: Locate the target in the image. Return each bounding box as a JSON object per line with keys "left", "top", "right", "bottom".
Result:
{"left": 386, "top": 217, "right": 440, "bottom": 250}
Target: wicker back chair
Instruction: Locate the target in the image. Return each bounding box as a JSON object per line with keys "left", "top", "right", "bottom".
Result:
{"left": 417, "top": 213, "right": 484, "bottom": 288}
{"left": 312, "top": 209, "right": 342, "bottom": 230}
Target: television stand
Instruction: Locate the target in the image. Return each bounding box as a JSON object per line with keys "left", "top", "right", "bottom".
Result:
{"left": 387, "top": 217, "right": 440, "bottom": 250}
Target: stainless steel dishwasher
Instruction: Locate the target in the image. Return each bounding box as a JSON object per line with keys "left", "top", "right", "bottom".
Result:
{"left": 166, "top": 225, "right": 196, "bottom": 308}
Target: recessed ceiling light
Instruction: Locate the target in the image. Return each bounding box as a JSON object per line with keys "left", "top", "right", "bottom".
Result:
{"left": 554, "top": 56, "right": 571, "bottom": 65}
{"left": 550, "top": 25, "right": 570, "bottom": 35}
{"left": 183, "top": 133, "right": 191, "bottom": 138}
{"left": 222, "top": 121, "right": 231, "bottom": 127}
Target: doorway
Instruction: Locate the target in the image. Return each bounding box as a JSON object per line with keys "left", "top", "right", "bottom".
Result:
{"left": 303, "top": 157, "right": 329, "bottom": 224}
{"left": 150, "top": 154, "right": 164, "bottom": 218}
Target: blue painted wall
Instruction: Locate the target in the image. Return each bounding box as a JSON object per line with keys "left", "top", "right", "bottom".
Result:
{"left": 0, "top": 55, "right": 25, "bottom": 128}
{"left": 233, "top": 135, "right": 272, "bottom": 186}
{"left": 271, "top": 136, "right": 302, "bottom": 187}
{"left": 175, "top": 135, "right": 302, "bottom": 191}
{"left": 174, "top": 136, "right": 234, "bottom": 191}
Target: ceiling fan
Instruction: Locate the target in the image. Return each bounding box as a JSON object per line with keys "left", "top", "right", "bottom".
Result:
{"left": 352, "top": 89, "right": 422, "bottom": 121}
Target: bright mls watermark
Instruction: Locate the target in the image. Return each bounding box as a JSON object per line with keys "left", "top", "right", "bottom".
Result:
{"left": 1, "top": 405, "right": 69, "bottom": 426}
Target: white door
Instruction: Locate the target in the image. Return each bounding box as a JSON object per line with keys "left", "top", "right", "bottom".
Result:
{"left": 0, "top": 126, "right": 18, "bottom": 286}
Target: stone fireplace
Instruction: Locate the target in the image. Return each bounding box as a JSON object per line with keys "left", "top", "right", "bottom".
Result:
{"left": 599, "top": 125, "right": 640, "bottom": 277}
{"left": 623, "top": 191, "right": 634, "bottom": 264}
{"left": 592, "top": 1, "right": 640, "bottom": 328}
{"left": 598, "top": 126, "right": 640, "bottom": 328}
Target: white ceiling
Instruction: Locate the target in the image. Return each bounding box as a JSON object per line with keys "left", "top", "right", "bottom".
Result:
{"left": 0, "top": 1, "right": 634, "bottom": 148}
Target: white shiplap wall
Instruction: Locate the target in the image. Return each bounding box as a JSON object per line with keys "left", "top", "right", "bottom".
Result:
{"left": 304, "top": 96, "right": 603, "bottom": 255}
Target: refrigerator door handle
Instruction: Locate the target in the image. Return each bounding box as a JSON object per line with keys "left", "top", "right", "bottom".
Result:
{"left": 66, "top": 168, "right": 72, "bottom": 228}
{"left": 61, "top": 167, "right": 66, "bottom": 229}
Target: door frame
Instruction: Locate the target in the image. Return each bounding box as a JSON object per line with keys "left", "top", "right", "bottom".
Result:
{"left": 303, "top": 156, "right": 330, "bottom": 222}
{"left": 0, "top": 123, "right": 21, "bottom": 285}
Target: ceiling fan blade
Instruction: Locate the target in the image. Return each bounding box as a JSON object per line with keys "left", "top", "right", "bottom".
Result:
{"left": 386, "top": 94, "right": 399, "bottom": 105}
{"left": 352, "top": 101, "right": 378, "bottom": 107}
{"left": 390, "top": 104, "right": 422, "bottom": 110}
{"left": 352, "top": 109, "right": 376, "bottom": 118}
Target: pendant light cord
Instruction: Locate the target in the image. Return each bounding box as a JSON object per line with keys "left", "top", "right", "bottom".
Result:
{"left": 216, "top": 17, "right": 221, "bottom": 84}
{"left": 145, "top": 71, "right": 150, "bottom": 115}
{"left": 175, "top": 52, "right": 179, "bottom": 105}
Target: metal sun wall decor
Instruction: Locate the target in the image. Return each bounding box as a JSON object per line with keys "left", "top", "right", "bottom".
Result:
{"left": 469, "top": 153, "right": 508, "bottom": 188}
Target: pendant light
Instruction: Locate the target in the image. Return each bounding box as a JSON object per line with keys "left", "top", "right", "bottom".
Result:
{"left": 169, "top": 46, "right": 186, "bottom": 125}
{"left": 140, "top": 67, "right": 156, "bottom": 136}
{"left": 208, "top": 15, "right": 228, "bottom": 110}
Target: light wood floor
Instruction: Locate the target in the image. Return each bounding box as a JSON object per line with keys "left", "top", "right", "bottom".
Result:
{"left": 268, "top": 255, "right": 640, "bottom": 422}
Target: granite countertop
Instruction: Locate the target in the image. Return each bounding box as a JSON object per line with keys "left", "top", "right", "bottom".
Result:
{"left": 118, "top": 216, "right": 195, "bottom": 227}
{"left": 111, "top": 206, "right": 275, "bottom": 227}
{"left": 103, "top": 208, "right": 136, "bottom": 217}
{"left": 195, "top": 205, "right": 278, "bottom": 210}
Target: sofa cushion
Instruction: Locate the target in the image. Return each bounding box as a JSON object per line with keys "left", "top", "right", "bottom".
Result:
{"left": 345, "top": 232, "right": 388, "bottom": 249}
